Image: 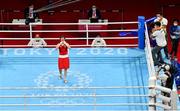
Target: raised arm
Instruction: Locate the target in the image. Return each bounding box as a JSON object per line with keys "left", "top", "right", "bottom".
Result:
{"left": 65, "top": 42, "right": 71, "bottom": 49}
{"left": 41, "top": 39, "right": 47, "bottom": 46}
{"left": 56, "top": 43, "right": 61, "bottom": 49}
{"left": 151, "top": 31, "right": 157, "bottom": 39}
{"left": 28, "top": 39, "right": 33, "bottom": 46}
{"left": 102, "top": 39, "right": 106, "bottom": 46}
{"left": 161, "top": 19, "right": 168, "bottom": 30}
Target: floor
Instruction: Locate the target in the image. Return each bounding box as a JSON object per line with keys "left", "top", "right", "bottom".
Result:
{"left": 0, "top": 48, "right": 153, "bottom": 111}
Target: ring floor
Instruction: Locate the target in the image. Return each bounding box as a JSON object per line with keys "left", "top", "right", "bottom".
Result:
{"left": 0, "top": 48, "right": 153, "bottom": 111}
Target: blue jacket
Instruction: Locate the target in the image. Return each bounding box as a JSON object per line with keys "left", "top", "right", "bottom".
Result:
{"left": 170, "top": 25, "right": 180, "bottom": 39}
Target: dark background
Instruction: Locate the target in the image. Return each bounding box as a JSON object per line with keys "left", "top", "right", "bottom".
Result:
{"left": 0, "top": 0, "right": 179, "bottom": 23}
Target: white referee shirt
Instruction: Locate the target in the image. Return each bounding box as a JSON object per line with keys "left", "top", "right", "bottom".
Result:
{"left": 152, "top": 29, "right": 167, "bottom": 47}
{"left": 91, "top": 37, "right": 106, "bottom": 47}
{"left": 28, "top": 38, "right": 47, "bottom": 48}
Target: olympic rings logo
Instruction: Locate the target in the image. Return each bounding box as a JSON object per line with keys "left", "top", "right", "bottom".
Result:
{"left": 32, "top": 70, "right": 93, "bottom": 106}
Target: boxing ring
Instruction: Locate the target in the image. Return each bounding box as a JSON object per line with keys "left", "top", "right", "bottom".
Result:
{"left": 0, "top": 17, "right": 179, "bottom": 111}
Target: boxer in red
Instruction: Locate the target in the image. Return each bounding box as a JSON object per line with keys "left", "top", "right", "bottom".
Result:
{"left": 56, "top": 36, "right": 70, "bottom": 83}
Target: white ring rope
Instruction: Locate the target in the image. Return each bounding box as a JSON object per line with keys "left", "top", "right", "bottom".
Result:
{"left": 0, "top": 103, "right": 149, "bottom": 106}
{"left": 0, "top": 21, "right": 139, "bottom": 48}
{"left": 0, "top": 94, "right": 149, "bottom": 98}
{"left": 0, "top": 22, "right": 138, "bottom": 25}
{"left": 0, "top": 86, "right": 149, "bottom": 90}
{"left": 0, "top": 44, "right": 139, "bottom": 47}
{"left": 0, "top": 37, "right": 138, "bottom": 40}
{"left": 0, "top": 29, "right": 138, "bottom": 33}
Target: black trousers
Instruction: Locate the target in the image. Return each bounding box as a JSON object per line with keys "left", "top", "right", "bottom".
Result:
{"left": 90, "top": 18, "right": 99, "bottom": 23}
{"left": 152, "top": 46, "right": 163, "bottom": 66}
{"left": 25, "top": 18, "right": 35, "bottom": 25}
{"left": 170, "top": 38, "right": 180, "bottom": 57}
{"left": 164, "top": 46, "right": 169, "bottom": 59}
{"left": 164, "top": 32, "right": 169, "bottom": 59}
{"left": 163, "top": 76, "right": 173, "bottom": 97}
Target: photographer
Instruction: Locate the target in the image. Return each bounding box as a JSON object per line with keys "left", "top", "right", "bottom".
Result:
{"left": 158, "top": 63, "right": 177, "bottom": 97}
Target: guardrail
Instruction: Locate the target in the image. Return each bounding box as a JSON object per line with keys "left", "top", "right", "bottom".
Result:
{"left": 0, "top": 21, "right": 139, "bottom": 48}
{"left": 0, "top": 85, "right": 177, "bottom": 110}
{"left": 0, "top": 86, "right": 149, "bottom": 111}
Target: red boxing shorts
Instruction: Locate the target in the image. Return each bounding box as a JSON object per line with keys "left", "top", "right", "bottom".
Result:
{"left": 58, "top": 57, "right": 70, "bottom": 70}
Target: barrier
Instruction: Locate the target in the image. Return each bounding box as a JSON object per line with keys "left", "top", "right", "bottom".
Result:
{"left": 0, "top": 21, "right": 139, "bottom": 48}
{"left": 0, "top": 86, "right": 149, "bottom": 111}
{"left": 0, "top": 85, "right": 177, "bottom": 110}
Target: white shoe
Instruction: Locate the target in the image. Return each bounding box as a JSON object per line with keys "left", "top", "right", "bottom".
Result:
{"left": 174, "top": 57, "right": 178, "bottom": 61}
{"left": 64, "top": 80, "right": 68, "bottom": 84}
